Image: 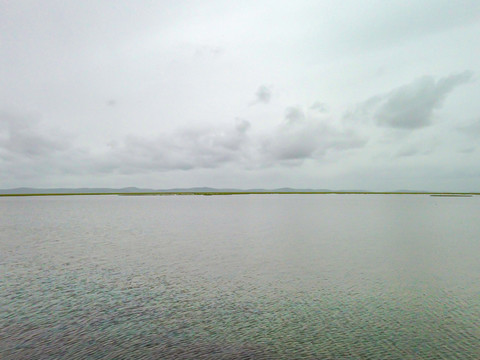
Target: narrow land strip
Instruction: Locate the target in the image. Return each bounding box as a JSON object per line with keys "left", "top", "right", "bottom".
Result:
{"left": 1, "top": 192, "right": 479, "bottom": 197}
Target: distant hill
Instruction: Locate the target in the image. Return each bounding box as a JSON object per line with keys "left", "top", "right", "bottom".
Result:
{"left": 0, "top": 187, "right": 334, "bottom": 195}
{"left": 0, "top": 187, "right": 157, "bottom": 194}
{"left": 1, "top": 187, "right": 477, "bottom": 195}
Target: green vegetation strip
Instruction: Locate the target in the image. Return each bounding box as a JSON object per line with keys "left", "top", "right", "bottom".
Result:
{"left": 1, "top": 192, "right": 479, "bottom": 197}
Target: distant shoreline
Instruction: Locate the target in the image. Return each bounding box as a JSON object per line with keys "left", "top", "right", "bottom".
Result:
{"left": 1, "top": 191, "right": 478, "bottom": 197}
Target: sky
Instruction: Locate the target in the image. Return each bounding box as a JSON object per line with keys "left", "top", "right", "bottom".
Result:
{"left": 1, "top": 0, "right": 480, "bottom": 191}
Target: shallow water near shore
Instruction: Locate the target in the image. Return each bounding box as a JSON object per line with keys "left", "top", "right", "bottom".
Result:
{"left": 1, "top": 194, "right": 479, "bottom": 359}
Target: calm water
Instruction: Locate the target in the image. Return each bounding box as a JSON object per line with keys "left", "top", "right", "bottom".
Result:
{"left": 1, "top": 194, "right": 479, "bottom": 359}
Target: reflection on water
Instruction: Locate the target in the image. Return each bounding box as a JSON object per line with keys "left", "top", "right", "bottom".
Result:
{"left": 1, "top": 195, "right": 479, "bottom": 359}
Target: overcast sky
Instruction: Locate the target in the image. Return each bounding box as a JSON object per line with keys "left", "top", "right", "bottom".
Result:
{"left": 1, "top": 0, "right": 480, "bottom": 191}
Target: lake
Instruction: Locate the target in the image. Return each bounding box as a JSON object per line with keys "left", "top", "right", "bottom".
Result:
{"left": 1, "top": 194, "right": 479, "bottom": 359}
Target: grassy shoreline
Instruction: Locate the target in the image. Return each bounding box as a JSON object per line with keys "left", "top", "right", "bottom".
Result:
{"left": 1, "top": 191, "right": 479, "bottom": 197}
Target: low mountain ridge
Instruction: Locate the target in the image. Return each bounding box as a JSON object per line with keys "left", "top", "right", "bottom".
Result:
{"left": 0, "top": 187, "right": 335, "bottom": 194}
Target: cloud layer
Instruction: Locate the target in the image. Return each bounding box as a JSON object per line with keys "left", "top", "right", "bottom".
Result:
{"left": 1, "top": 1, "right": 480, "bottom": 190}
{"left": 372, "top": 71, "right": 473, "bottom": 129}
{"left": 0, "top": 112, "right": 68, "bottom": 161}
{"left": 1, "top": 106, "right": 366, "bottom": 183}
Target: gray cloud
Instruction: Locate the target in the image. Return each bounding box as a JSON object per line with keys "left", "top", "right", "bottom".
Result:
{"left": 0, "top": 112, "right": 68, "bottom": 161}
{"left": 94, "top": 119, "right": 252, "bottom": 174}
{"left": 373, "top": 71, "right": 473, "bottom": 129}
{"left": 310, "top": 102, "right": 328, "bottom": 113}
{"left": 0, "top": 112, "right": 254, "bottom": 180}
{"left": 253, "top": 85, "right": 272, "bottom": 104}
{"left": 0, "top": 111, "right": 90, "bottom": 186}
{"left": 1, "top": 109, "right": 361, "bottom": 179}
{"left": 285, "top": 106, "right": 305, "bottom": 124}
{"left": 342, "top": 95, "right": 382, "bottom": 123}
{"left": 457, "top": 118, "right": 480, "bottom": 135}
{"left": 396, "top": 147, "right": 421, "bottom": 158}
{"left": 95, "top": 110, "right": 367, "bottom": 172}
{"left": 458, "top": 147, "right": 475, "bottom": 153}
{"left": 262, "top": 112, "right": 367, "bottom": 164}
{"left": 264, "top": 128, "right": 318, "bottom": 161}
{"left": 0, "top": 111, "right": 365, "bottom": 177}
{"left": 235, "top": 118, "right": 251, "bottom": 134}
{"left": 395, "top": 145, "right": 434, "bottom": 158}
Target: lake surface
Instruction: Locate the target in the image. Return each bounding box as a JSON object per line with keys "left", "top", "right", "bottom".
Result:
{"left": 1, "top": 194, "right": 479, "bottom": 359}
